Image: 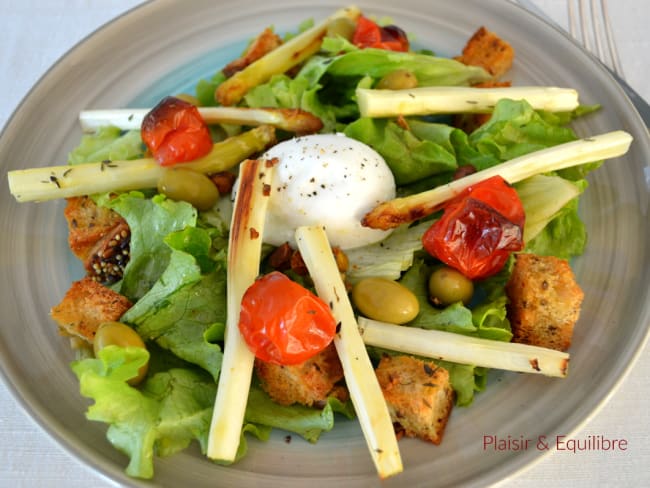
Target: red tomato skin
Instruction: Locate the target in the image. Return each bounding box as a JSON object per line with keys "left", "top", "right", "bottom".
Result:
{"left": 352, "top": 16, "right": 409, "bottom": 52}
{"left": 141, "top": 96, "right": 213, "bottom": 166}
{"left": 422, "top": 176, "right": 525, "bottom": 280}
{"left": 238, "top": 272, "right": 337, "bottom": 365}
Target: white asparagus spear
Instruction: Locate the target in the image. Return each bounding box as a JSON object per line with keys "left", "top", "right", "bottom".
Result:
{"left": 356, "top": 86, "right": 580, "bottom": 118}
{"left": 206, "top": 158, "right": 275, "bottom": 462}
{"left": 7, "top": 125, "right": 275, "bottom": 202}
{"left": 358, "top": 317, "right": 570, "bottom": 378}
{"left": 79, "top": 106, "right": 323, "bottom": 133}
{"left": 363, "top": 130, "right": 633, "bottom": 230}
{"left": 295, "top": 225, "right": 403, "bottom": 479}
{"left": 216, "top": 5, "right": 361, "bottom": 106}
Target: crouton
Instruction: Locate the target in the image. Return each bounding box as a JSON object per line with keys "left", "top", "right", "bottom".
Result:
{"left": 254, "top": 342, "right": 347, "bottom": 407}
{"left": 375, "top": 354, "right": 454, "bottom": 445}
{"left": 455, "top": 26, "right": 514, "bottom": 78}
{"left": 63, "top": 196, "right": 130, "bottom": 284}
{"left": 506, "top": 253, "right": 584, "bottom": 351}
{"left": 50, "top": 277, "right": 132, "bottom": 342}
{"left": 222, "top": 27, "right": 283, "bottom": 78}
{"left": 64, "top": 196, "right": 125, "bottom": 261}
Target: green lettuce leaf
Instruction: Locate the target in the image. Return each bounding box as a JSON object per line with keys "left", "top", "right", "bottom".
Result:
{"left": 245, "top": 385, "right": 355, "bottom": 443}
{"left": 164, "top": 225, "right": 219, "bottom": 274}
{"left": 470, "top": 295, "right": 512, "bottom": 342}
{"left": 230, "top": 423, "right": 273, "bottom": 465}
{"left": 515, "top": 174, "right": 583, "bottom": 242}
{"left": 195, "top": 71, "right": 227, "bottom": 107}
{"left": 537, "top": 103, "right": 601, "bottom": 126}
{"left": 468, "top": 98, "right": 578, "bottom": 161}
{"left": 72, "top": 347, "right": 353, "bottom": 478}
{"left": 122, "top": 227, "right": 227, "bottom": 380}
{"left": 325, "top": 48, "right": 492, "bottom": 87}
{"left": 71, "top": 346, "right": 217, "bottom": 479}
{"left": 103, "top": 193, "right": 197, "bottom": 301}
{"left": 344, "top": 118, "right": 458, "bottom": 184}
{"left": 320, "top": 36, "right": 359, "bottom": 55}
{"left": 524, "top": 197, "right": 587, "bottom": 259}
{"left": 345, "top": 221, "right": 430, "bottom": 283}
{"left": 344, "top": 98, "right": 585, "bottom": 186}
{"left": 68, "top": 126, "right": 144, "bottom": 165}
{"left": 244, "top": 73, "right": 338, "bottom": 132}
{"left": 438, "top": 361, "right": 488, "bottom": 407}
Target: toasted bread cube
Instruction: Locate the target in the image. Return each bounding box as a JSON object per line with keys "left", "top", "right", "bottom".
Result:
{"left": 50, "top": 277, "right": 132, "bottom": 342}
{"left": 455, "top": 26, "right": 514, "bottom": 78}
{"left": 254, "top": 342, "right": 347, "bottom": 407}
{"left": 64, "top": 196, "right": 131, "bottom": 284}
{"left": 506, "top": 254, "right": 584, "bottom": 351}
{"left": 64, "top": 196, "right": 126, "bottom": 262}
{"left": 375, "top": 354, "right": 454, "bottom": 445}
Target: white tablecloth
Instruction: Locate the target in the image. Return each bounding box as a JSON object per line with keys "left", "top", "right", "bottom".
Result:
{"left": 1, "top": 1, "right": 648, "bottom": 486}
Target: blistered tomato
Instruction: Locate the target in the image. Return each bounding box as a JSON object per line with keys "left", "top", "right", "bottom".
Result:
{"left": 352, "top": 16, "right": 410, "bottom": 52}
{"left": 422, "top": 175, "right": 525, "bottom": 280}
{"left": 141, "top": 96, "right": 213, "bottom": 166}
{"left": 238, "top": 272, "right": 337, "bottom": 365}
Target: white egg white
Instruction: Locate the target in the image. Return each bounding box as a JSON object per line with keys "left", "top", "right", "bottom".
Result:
{"left": 261, "top": 133, "right": 396, "bottom": 250}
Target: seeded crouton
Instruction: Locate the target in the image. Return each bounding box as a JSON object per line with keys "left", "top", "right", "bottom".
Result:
{"left": 255, "top": 342, "right": 347, "bottom": 407}
{"left": 50, "top": 277, "right": 132, "bottom": 342}
{"left": 455, "top": 26, "right": 514, "bottom": 78}
{"left": 375, "top": 355, "right": 454, "bottom": 445}
{"left": 64, "top": 196, "right": 125, "bottom": 261}
{"left": 64, "top": 196, "right": 130, "bottom": 284}
{"left": 506, "top": 254, "right": 584, "bottom": 351}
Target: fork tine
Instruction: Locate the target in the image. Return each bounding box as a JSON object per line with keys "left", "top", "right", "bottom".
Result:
{"left": 599, "top": 0, "right": 625, "bottom": 75}
{"left": 578, "top": 0, "right": 592, "bottom": 52}
{"left": 590, "top": 0, "right": 605, "bottom": 61}
{"left": 568, "top": 0, "right": 579, "bottom": 38}
{"left": 566, "top": 0, "right": 624, "bottom": 76}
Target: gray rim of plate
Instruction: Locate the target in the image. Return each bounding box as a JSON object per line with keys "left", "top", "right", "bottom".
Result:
{"left": 0, "top": 1, "right": 649, "bottom": 487}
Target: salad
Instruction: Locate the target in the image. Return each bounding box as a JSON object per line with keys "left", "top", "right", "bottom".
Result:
{"left": 6, "top": 5, "right": 633, "bottom": 481}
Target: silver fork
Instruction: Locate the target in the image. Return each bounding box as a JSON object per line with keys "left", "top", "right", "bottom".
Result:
{"left": 567, "top": 0, "right": 624, "bottom": 76}
{"left": 516, "top": 0, "right": 649, "bottom": 127}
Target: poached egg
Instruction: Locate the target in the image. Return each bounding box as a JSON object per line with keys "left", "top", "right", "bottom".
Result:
{"left": 260, "top": 133, "right": 396, "bottom": 250}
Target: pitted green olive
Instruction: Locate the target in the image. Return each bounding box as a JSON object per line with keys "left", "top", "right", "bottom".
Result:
{"left": 93, "top": 321, "right": 148, "bottom": 385}
{"left": 376, "top": 69, "right": 418, "bottom": 90}
{"left": 158, "top": 167, "right": 220, "bottom": 211}
{"left": 351, "top": 277, "right": 419, "bottom": 324}
{"left": 428, "top": 266, "right": 474, "bottom": 306}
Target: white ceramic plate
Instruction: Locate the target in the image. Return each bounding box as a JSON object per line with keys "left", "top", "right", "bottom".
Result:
{"left": 1, "top": 1, "right": 649, "bottom": 487}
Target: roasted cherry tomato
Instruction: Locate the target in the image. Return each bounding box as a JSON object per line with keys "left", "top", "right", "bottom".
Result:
{"left": 352, "top": 16, "right": 410, "bottom": 52}
{"left": 141, "top": 96, "right": 213, "bottom": 166}
{"left": 422, "top": 175, "right": 525, "bottom": 280}
{"left": 238, "top": 271, "right": 337, "bottom": 365}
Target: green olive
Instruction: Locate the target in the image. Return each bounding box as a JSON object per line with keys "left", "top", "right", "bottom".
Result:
{"left": 93, "top": 321, "right": 148, "bottom": 386}
{"left": 326, "top": 17, "right": 356, "bottom": 40}
{"left": 158, "top": 167, "right": 220, "bottom": 211}
{"left": 375, "top": 69, "right": 418, "bottom": 90}
{"left": 428, "top": 266, "right": 474, "bottom": 307}
{"left": 351, "top": 277, "right": 419, "bottom": 324}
